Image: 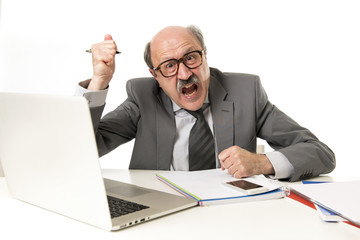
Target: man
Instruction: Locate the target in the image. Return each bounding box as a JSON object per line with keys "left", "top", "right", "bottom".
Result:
{"left": 77, "top": 25, "right": 335, "bottom": 182}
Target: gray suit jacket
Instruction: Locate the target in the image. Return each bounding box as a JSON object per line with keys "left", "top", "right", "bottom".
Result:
{"left": 90, "top": 68, "right": 335, "bottom": 181}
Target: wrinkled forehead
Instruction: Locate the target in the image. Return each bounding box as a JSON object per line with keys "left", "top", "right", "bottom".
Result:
{"left": 150, "top": 27, "right": 202, "bottom": 64}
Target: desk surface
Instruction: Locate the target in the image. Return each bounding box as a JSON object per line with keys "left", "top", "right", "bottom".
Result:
{"left": 1, "top": 169, "right": 359, "bottom": 240}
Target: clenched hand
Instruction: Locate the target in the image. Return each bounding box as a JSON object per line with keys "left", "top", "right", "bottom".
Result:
{"left": 219, "top": 146, "right": 275, "bottom": 178}
{"left": 88, "top": 34, "right": 118, "bottom": 90}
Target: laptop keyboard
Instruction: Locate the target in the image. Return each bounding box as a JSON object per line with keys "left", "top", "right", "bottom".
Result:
{"left": 107, "top": 195, "right": 149, "bottom": 218}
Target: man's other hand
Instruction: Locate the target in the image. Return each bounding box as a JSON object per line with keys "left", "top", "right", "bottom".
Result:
{"left": 219, "top": 146, "right": 275, "bottom": 178}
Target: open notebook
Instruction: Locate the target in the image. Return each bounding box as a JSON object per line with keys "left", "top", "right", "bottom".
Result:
{"left": 157, "top": 169, "right": 287, "bottom": 206}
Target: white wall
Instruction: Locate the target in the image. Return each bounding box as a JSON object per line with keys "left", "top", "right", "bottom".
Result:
{"left": 1, "top": 0, "right": 359, "bottom": 178}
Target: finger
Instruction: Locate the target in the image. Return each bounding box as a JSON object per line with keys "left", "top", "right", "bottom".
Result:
{"left": 219, "top": 154, "right": 231, "bottom": 169}
{"left": 104, "top": 34, "right": 113, "bottom": 41}
{"left": 219, "top": 146, "right": 239, "bottom": 169}
{"left": 221, "top": 157, "right": 237, "bottom": 171}
{"left": 218, "top": 148, "right": 231, "bottom": 163}
{"left": 230, "top": 160, "right": 255, "bottom": 178}
{"left": 91, "top": 49, "right": 113, "bottom": 64}
{"left": 227, "top": 163, "right": 246, "bottom": 178}
{"left": 102, "top": 41, "right": 118, "bottom": 56}
{"left": 91, "top": 42, "right": 116, "bottom": 60}
{"left": 102, "top": 55, "right": 115, "bottom": 67}
{"left": 218, "top": 152, "right": 227, "bottom": 170}
{"left": 233, "top": 170, "right": 244, "bottom": 179}
{"left": 218, "top": 146, "right": 241, "bottom": 160}
{"left": 227, "top": 161, "right": 240, "bottom": 175}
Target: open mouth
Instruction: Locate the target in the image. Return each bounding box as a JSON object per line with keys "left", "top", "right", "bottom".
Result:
{"left": 181, "top": 83, "right": 198, "bottom": 98}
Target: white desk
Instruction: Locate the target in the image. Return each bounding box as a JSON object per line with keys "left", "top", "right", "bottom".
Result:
{"left": 1, "top": 170, "right": 359, "bottom": 240}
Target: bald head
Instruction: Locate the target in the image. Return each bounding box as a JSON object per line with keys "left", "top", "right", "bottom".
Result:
{"left": 144, "top": 25, "right": 206, "bottom": 69}
{"left": 152, "top": 26, "right": 190, "bottom": 41}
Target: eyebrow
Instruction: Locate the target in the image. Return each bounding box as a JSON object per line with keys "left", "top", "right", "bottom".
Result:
{"left": 160, "top": 47, "right": 197, "bottom": 63}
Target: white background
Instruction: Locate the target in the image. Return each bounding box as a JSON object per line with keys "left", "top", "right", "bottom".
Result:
{"left": 1, "top": 0, "right": 359, "bottom": 178}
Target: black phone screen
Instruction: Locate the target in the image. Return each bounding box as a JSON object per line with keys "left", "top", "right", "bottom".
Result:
{"left": 227, "top": 180, "right": 262, "bottom": 190}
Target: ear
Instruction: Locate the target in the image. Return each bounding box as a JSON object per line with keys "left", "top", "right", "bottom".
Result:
{"left": 149, "top": 69, "right": 157, "bottom": 78}
{"left": 203, "top": 51, "right": 208, "bottom": 60}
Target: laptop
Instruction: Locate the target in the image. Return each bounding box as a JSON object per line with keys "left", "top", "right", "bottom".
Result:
{"left": 0, "top": 92, "right": 197, "bottom": 231}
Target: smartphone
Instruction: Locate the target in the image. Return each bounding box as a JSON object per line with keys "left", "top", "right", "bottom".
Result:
{"left": 224, "top": 180, "right": 269, "bottom": 195}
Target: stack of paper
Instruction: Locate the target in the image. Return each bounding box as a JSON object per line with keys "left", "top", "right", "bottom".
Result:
{"left": 290, "top": 181, "right": 360, "bottom": 227}
{"left": 156, "top": 169, "right": 286, "bottom": 206}
{"left": 315, "top": 205, "right": 345, "bottom": 222}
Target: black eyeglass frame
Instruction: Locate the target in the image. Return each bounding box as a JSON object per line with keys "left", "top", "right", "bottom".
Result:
{"left": 152, "top": 50, "right": 204, "bottom": 78}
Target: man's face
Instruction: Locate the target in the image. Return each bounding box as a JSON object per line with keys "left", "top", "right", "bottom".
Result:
{"left": 150, "top": 27, "right": 210, "bottom": 111}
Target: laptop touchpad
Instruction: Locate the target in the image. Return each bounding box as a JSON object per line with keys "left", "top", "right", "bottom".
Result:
{"left": 107, "top": 184, "right": 151, "bottom": 198}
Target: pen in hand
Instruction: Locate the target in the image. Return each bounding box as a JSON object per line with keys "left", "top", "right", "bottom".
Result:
{"left": 85, "top": 49, "right": 121, "bottom": 54}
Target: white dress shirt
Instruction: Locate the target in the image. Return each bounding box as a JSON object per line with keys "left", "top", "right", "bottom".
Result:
{"left": 170, "top": 97, "right": 219, "bottom": 171}
{"left": 76, "top": 83, "right": 294, "bottom": 179}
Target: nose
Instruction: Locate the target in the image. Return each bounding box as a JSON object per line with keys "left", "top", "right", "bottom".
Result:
{"left": 177, "top": 62, "right": 192, "bottom": 80}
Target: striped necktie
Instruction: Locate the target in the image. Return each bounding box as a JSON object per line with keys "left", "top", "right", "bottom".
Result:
{"left": 186, "top": 107, "right": 216, "bottom": 171}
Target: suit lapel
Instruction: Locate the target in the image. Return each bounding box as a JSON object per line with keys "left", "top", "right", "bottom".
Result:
{"left": 156, "top": 89, "right": 176, "bottom": 170}
{"left": 209, "top": 75, "right": 234, "bottom": 153}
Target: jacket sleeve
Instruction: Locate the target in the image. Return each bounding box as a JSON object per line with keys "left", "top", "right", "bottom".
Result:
{"left": 254, "top": 77, "right": 336, "bottom": 181}
{"left": 89, "top": 80, "right": 140, "bottom": 157}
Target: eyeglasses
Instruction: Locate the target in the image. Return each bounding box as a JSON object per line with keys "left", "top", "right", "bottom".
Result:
{"left": 152, "top": 50, "right": 203, "bottom": 78}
